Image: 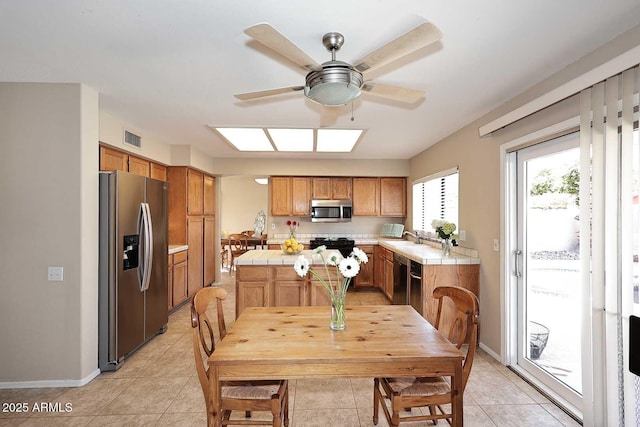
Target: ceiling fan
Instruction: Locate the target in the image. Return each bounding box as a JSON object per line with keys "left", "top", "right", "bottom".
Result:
{"left": 234, "top": 22, "right": 442, "bottom": 108}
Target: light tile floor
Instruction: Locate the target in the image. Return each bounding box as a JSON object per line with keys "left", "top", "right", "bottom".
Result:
{"left": 0, "top": 272, "right": 581, "bottom": 426}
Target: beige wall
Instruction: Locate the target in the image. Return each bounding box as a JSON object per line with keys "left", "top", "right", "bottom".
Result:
{"left": 0, "top": 83, "right": 99, "bottom": 384}
{"left": 408, "top": 24, "right": 640, "bottom": 355}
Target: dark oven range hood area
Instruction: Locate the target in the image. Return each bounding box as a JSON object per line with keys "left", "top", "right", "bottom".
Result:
{"left": 310, "top": 199, "right": 352, "bottom": 223}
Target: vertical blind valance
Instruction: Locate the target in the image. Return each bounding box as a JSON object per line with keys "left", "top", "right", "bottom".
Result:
{"left": 579, "top": 64, "right": 639, "bottom": 427}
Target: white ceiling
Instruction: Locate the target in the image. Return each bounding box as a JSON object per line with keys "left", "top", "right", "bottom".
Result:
{"left": 1, "top": 1, "right": 639, "bottom": 160}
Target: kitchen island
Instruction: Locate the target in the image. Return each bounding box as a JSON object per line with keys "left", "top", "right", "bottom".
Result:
{"left": 234, "top": 250, "right": 340, "bottom": 317}
{"left": 234, "top": 244, "right": 480, "bottom": 332}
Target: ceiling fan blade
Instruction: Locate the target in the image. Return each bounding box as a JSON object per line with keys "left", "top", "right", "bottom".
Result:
{"left": 245, "top": 23, "right": 321, "bottom": 71}
{"left": 319, "top": 106, "right": 339, "bottom": 127}
{"left": 234, "top": 86, "right": 304, "bottom": 101}
{"left": 353, "top": 22, "right": 442, "bottom": 73}
{"left": 362, "top": 83, "right": 425, "bottom": 104}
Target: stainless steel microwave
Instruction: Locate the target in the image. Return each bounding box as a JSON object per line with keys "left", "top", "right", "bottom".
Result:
{"left": 310, "top": 199, "right": 352, "bottom": 223}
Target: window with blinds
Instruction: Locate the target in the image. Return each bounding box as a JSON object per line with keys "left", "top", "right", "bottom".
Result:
{"left": 412, "top": 168, "right": 459, "bottom": 232}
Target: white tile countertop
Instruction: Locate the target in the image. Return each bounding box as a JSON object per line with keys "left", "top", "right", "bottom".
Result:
{"left": 235, "top": 249, "right": 346, "bottom": 266}
{"left": 168, "top": 244, "right": 188, "bottom": 255}
{"left": 377, "top": 239, "right": 480, "bottom": 265}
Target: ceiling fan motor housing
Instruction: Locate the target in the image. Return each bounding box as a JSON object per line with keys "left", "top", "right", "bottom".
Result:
{"left": 304, "top": 61, "right": 364, "bottom": 105}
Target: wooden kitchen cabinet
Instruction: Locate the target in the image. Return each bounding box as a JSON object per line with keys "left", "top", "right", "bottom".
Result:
{"left": 235, "top": 265, "right": 341, "bottom": 317}
{"left": 99, "top": 146, "right": 128, "bottom": 172}
{"left": 352, "top": 178, "right": 380, "bottom": 216}
{"left": 312, "top": 177, "right": 352, "bottom": 200}
{"left": 380, "top": 177, "right": 406, "bottom": 217}
{"left": 373, "top": 245, "right": 393, "bottom": 301}
{"left": 236, "top": 267, "right": 271, "bottom": 315}
{"left": 354, "top": 245, "right": 374, "bottom": 288}
{"left": 291, "top": 177, "right": 311, "bottom": 215}
{"left": 270, "top": 177, "right": 292, "bottom": 216}
{"left": 187, "top": 169, "right": 204, "bottom": 215}
{"left": 128, "top": 155, "right": 150, "bottom": 177}
{"left": 99, "top": 144, "right": 168, "bottom": 181}
{"left": 187, "top": 216, "right": 204, "bottom": 295}
{"left": 168, "top": 250, "right": 188, "bottom": 311}
{"left": 168, "top": 166, "right": 217, "bottom": 295}
{"left": 203, "top": 175, "right": 216, "bottom": 216}
{"left": 421, "top": 264, "right": 479, "bottom": 333}
{"left": 150, "top": 162, "right": 167, "bottom": 181}
{"left": 384, "top": 248, "right": 394, "bottom": 301}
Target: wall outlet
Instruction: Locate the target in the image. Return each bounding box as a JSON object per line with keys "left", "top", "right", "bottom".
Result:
{"left": 493, "top": 239, "right": 500, "bottom": 252}
{"left": 458, "top": 230, "right": 466, "bottom": 241}
{"left": 48, "top": 266, "right": 64, "bottom": 282}
{"left": 271, "top": 223, "right": 276, "bottom": 230}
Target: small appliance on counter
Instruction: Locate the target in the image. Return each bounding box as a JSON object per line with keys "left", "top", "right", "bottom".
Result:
{"left": 380, "top": 223, "right": 405, "bottom": 238}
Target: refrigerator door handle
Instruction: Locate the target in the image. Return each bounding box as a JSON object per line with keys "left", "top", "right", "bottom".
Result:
{"left": 136, "top": 204, "right": 146, "bottom": 292}
{"left": 142, "top": 202, "right": 154, "bottom": 291}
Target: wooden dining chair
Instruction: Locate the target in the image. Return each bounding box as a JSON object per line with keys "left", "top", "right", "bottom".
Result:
{"left": 227, "top": 233, "right": 249, "bottom": 271}
{"left": 191, "top": 287, "right": 289, "bottom": 426}
{"left": 373, "top": 286, "right": 479, "bottom": 426}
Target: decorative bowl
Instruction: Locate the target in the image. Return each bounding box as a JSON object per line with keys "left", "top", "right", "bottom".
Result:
{"left": 281, "top": 244, "right": 303, "bottom": 255}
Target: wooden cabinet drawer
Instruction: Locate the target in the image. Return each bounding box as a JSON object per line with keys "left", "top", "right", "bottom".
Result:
{"left": 173, "top": 250, "right": 187, "bottom": 264}
{"left": 237, "top": 266, "right": 270, "bottom": 281}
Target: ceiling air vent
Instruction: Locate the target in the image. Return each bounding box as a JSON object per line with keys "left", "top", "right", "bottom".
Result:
{"left": 124, "top": 130, "right": 142, "bottom": 148}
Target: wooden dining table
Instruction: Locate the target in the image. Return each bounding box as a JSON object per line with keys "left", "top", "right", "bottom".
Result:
{"left": 206, "top": 305, "right": 465, "bottom": 426}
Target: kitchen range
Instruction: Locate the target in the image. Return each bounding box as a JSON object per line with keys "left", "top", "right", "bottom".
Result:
{"left": 309, "top": 237, "right": 355, "bottom": 257}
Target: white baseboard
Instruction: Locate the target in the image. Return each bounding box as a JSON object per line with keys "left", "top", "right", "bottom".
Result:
{"left": 0, "top": 369, "right": 100, "bottom": 389}
{"left": 479, "top": 341, "right": 503, "bottom": 363}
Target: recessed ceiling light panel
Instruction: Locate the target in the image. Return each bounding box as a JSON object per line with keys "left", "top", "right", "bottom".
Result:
{"left": 316, "top": 129, "right": 363, "bottom": 152}
{"left": 215, "top": 127, "right": 274, "bottom": 151}
{"left": 267, "top": 128, "right": 313, "bottom": 151}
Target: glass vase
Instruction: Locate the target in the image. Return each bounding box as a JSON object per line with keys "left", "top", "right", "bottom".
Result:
{"left": 441, "top": 238, "right": 452, "bottom": 257}
{"left": 330, "top": 295, "right": 346, "bottom": 330}
{"left": 289, "top": 230, "right": 296, "bottom": 240}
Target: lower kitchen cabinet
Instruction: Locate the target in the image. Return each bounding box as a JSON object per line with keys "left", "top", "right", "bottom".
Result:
{"left": 421, "top": 264, "right": 479, "bottom": 333}
{"left": 354, "top": 245, "right": 374, "bottom": 288}
{"left": 168, "top": 250, "right": 188, "bottom": 311}
{"left": 374, "top": 245, "right": 394, "bottom": 301}
{"left": 236, "top": 264, "right": 340, "bottom": 317}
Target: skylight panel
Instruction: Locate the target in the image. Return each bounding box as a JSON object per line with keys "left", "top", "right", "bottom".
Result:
{"left": 316, "top": 129, "right": 363, "bottom": 152}
{"left": 215, "top": 128, "right": 274, "bottom": 151}
{"left": 267, "top": 128, "right": 313, "bottom": 152}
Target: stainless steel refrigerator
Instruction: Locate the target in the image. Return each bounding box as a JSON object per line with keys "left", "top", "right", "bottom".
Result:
{"left": 98, "top": 170, "right": 168, "bottom": 371}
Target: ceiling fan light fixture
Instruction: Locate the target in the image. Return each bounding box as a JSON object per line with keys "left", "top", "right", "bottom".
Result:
{"left": 304, "top": 62, "right": 363, "bottom": 106}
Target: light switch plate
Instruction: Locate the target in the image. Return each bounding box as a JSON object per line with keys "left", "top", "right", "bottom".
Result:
{"left": 48, "top": 266, "right": 64, "bottom": 282}
{"left": 459, "top": 230, "right": 466, "bottom": 241}
{"left": 493, "top": 239, "right": 500, "bottom": 252}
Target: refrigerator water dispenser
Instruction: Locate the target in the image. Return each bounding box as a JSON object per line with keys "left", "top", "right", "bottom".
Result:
{"left": 123, "top": 234, "right": 139, "bottom": 271}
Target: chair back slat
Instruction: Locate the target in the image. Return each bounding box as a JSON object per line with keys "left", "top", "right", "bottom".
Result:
{"left": 433, "top": 286, "right": 479, "bottom": 390}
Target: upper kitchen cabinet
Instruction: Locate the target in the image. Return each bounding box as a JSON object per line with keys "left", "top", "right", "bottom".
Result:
{"left": 270, "top": 176, "right": 311, "bottom": 216}
{"left": 352, "top": 177, "right": 407, "bottom": 217}
{"left": 352, "top": 178, "right": 380, "bottom": 216}
{"left": 380, "top": 177, "right": 407, "bottom": 217}
{"left": 270, "top": 177, "right": 292, "bottom": 216}
{"left": 187, "top": 169, "right": 204, "bottom": 215}
{"left": 99, "top": 144, "right": 166, "bottom": 181}
{"left": 127, "top": 156, "right": 150, "bottom": 177}
{"left": 312, "top": 177, "right": 352, "bottom": 200}
{"left": 291, "top": 177, "right": 311, "bottom": 216}
{"left": 99, "top": 145, "right": 127, "bottom": 171}
{"left": 150, "top": 162, "right": 167, "bottom": 181}
{"left": 203, "top": 175, "right": 216, "bottom": 216}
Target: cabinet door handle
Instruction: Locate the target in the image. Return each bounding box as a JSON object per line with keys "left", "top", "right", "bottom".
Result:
{"left": 514, "top": 250, "right": 522, "bottom": 278}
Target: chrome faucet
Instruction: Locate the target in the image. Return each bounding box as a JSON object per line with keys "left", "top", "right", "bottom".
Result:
{"left": 403, "top": 231, "right": 422, "bottom": 244}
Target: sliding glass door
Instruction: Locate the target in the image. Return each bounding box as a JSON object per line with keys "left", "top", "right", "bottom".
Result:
{"left": 511, "top": 132, "right": 583, "bottom": 413}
